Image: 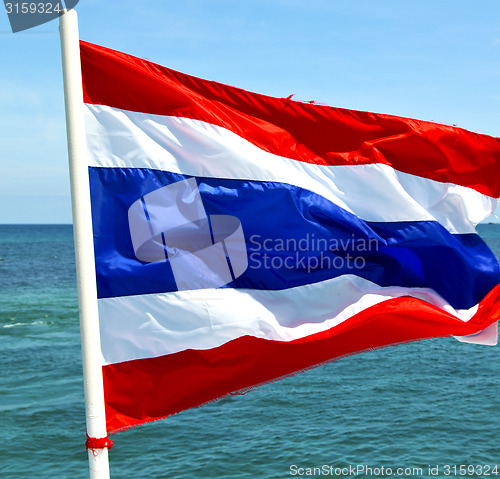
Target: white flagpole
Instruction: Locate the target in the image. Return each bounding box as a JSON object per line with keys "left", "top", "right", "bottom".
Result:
{"left": 59, "top": 9, "right": 111, "bottom": 479}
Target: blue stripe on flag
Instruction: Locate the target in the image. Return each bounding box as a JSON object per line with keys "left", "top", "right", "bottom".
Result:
{"left": 89, "top": 167, "right": 499, "bottom": 309}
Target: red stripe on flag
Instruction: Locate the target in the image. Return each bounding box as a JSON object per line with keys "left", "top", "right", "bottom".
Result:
{"left": 103, "top": 285, "right": 500, "bottom": 433}
{"left": 80, "top": 41, "right": 500, "bottom": 198}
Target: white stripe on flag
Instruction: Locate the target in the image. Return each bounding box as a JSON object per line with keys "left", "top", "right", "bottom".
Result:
{"left": 84, "top": 105, "right": 497, "bottom": 234}
{"left": 98, "top": 274, "right": 478, "bottom": 366}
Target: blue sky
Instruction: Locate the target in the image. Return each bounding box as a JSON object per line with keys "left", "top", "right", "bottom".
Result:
{"left": 1, "top": 0, "right": 499, "bottom": 223}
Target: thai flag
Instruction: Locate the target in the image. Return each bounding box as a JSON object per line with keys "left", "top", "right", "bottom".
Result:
{"left": 80, "top": 41, "right": 500, "bottom": 433}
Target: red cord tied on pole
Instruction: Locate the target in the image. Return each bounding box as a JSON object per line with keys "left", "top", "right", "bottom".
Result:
{"left": 85, "top": 433, "right": 114, "bottom": 457}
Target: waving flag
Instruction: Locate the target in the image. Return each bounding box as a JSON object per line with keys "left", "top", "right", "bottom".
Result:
{"left": 80, "top": 41, "right": 500, "bottom": 434}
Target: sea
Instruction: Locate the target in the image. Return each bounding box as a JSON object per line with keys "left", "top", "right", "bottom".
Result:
{"left": 0, "top": 224, "right": 499, "bottom": 479}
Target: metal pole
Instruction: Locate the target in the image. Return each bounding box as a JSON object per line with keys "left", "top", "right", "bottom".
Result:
{"left": 59, "top": 9, "right": 111, "bottom": 478}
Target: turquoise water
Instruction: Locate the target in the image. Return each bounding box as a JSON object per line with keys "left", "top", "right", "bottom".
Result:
{"left": 0, "top": 224, "right": 499, "bottom": 478}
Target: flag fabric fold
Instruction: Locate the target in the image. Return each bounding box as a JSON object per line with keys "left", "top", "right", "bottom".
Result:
{"left": 80, "top": 40, "right": 500, "bottom": 434}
